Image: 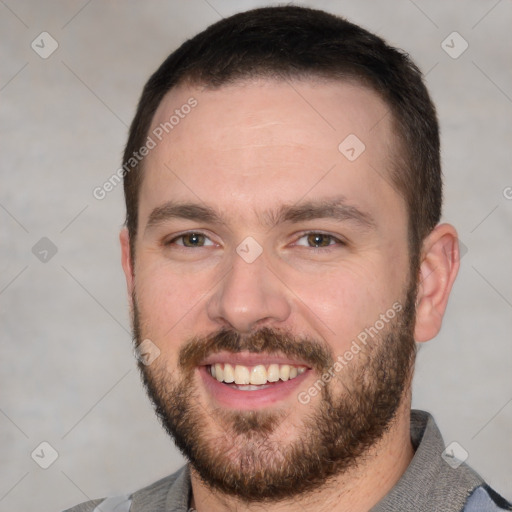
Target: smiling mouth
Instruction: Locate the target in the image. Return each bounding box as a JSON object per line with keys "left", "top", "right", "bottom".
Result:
{"left": 207, "top": 363, "right": 307, "bottom": 390}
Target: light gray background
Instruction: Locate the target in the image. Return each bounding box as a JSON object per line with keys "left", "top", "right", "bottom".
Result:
{"left": 1, "top": 1, "right": 511, "bottom": 510}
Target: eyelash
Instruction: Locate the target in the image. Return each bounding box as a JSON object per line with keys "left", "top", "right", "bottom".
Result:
{"left": 165, "top": 232, "right": 215, "bottom": 248}
{"left": 164, "top": 231, "right": 346, "bottom": 250}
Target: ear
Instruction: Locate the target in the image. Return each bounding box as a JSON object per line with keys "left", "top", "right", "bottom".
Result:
{"left": 414, "top": 223, "right": 460, "bottom": 343}
{"left": 120, "top": 227, "right": 135, "bottom": 310}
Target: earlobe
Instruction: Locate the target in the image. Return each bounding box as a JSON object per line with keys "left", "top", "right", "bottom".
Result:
{"left": 414, "top": 223, "right": 460, "bottom": 343}
{"left": 119, "top": 228, "right": 135, "bottom": 307}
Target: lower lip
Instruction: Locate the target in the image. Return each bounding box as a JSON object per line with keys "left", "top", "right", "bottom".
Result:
{"left": 198, "top": 366, "right": 310, "bottom": 410}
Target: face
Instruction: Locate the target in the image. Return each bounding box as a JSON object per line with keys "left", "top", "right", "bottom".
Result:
{"left": 125, "top": 79, "right": 417, "bottom": 501}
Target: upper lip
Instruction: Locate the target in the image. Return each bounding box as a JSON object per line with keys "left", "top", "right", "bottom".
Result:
{"left": 199, "top": 351, "right": 311, "bottom": 368}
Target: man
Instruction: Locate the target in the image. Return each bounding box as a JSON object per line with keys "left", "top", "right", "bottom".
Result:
{"left": 66, "top": 6, "right": 511, "bottom": 512}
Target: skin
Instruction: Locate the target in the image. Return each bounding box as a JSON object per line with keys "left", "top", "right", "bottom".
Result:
{"left": 120, "top": 78, "right": 460, "bottom": 512}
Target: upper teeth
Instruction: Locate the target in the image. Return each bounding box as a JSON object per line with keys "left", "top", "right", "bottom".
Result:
{"left": 210, "top": 363, "right": 306, "bottom": 385}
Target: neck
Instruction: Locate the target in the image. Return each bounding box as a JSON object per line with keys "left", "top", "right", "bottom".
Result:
{"left": 190, "top": 397, "right": 414, "bottom": 512}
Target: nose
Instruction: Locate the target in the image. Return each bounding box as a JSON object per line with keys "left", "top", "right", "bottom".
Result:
{"left": 206, "top": 248, "right": 292, "bottom": 333}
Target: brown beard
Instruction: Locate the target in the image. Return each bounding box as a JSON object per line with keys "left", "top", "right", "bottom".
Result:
{"left": 132, "top": 279, "right": 417, "bottom": 503}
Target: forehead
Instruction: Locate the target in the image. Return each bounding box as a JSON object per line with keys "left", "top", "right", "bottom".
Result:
{"left": 151, "top": 77, "right": 392, "bottom": 153}
{"left": 139, "top": 78, "right": 404, "bottom": 230}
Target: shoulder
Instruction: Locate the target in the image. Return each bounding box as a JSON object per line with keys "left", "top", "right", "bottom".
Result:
{"left": 463, "top": 485, "right": 512, "bottom": 511}
{"left": 62, "top": 466, "right": 188, "bottom": 512}
{"left": 62, "top": 498, "right": 105, "bottom": 512}
{"left": 63, "top": 494, "right": 133, "bottom": 511}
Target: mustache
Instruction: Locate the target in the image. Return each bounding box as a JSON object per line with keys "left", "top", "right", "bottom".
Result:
{"left": 178, "top": 327, "right": 334, "bottom": 374}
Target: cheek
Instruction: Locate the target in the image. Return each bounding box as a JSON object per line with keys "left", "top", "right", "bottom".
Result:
{"left": 286, "top": 266, "right": 374, "bottom": 332}
{"left": 134, "top": 258, "right": 213, "bottom": 356}
{"left": 284, "top": 260, "right": 403, "bottom": 354}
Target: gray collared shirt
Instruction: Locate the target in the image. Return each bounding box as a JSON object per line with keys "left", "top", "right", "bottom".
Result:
{"left": 64, "top": 410, "right": 511, "bottom": 512}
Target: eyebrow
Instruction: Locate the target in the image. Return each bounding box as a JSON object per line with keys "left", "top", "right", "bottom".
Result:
{"left": 145, "top": 202, "right": 225, "bottom": 232}
{"left": 144, "top": 196, "right": 375, "bottom": 233}
{"left": 265, "top": 197, "right": 376, "bottom": 230}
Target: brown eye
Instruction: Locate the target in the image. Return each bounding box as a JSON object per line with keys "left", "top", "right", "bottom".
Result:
{"left": 181, "top": 233, "right": 206, "bottom": 247}
{"left": 306, "top": 233, "right": 334, "bottom": 248}
{"left": 168, "top": 232, "right": 214, "bottom": 248}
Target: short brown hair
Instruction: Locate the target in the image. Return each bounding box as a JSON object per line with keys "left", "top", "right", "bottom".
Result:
{"left": 123, "top": 5, "right": 441, "bottom": 267}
